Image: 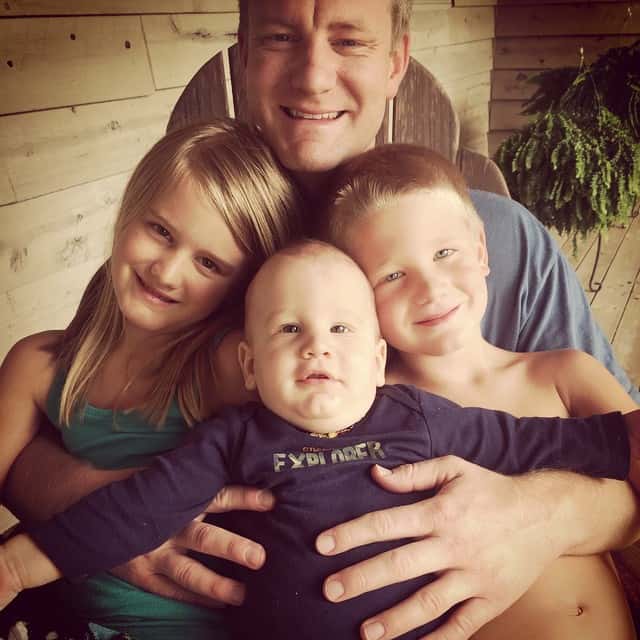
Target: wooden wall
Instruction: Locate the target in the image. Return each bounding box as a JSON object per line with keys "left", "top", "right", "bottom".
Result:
{"left": 489, "top": 0, "right": 640, "bottom": 156}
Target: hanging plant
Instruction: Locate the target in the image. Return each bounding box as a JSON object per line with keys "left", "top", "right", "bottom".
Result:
{"left": 495, "top": 40, "right": 640, "bottom": 239}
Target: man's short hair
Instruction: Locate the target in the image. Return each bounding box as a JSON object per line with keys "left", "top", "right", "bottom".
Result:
{"left": 238, "top": 0, "right": 412, "bottom": 47}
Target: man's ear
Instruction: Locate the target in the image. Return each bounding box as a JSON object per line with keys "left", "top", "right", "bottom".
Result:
{"left": 238, "top": 340, "right": 257, "bottom": 390}
{"left": 375, "top": 338, "right": 387, "bottom": 387}
{"left": 386, "top": 32, "right": 410, "bottom": 99}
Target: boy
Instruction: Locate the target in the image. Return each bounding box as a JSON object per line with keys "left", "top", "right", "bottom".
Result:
{"left": 0, "top": 241, "right": 636, "bottom": 640}
{"left": 322, "top": 144, "right": 640, "bottom": 639}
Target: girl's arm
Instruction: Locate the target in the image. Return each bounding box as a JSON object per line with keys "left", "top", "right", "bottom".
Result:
{"left": 0, "top": 332, "right": 61, "bottom": 500}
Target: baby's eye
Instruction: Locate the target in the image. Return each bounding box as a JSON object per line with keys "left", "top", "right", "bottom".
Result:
{"left": 150, "top": 222, "right": 171, "bottom": 241}
{"left": 434, "top": 248, "right": 456, "bottom": 260}
{"left": 280, "top": 324, "right": 301, "bottom": 334}
{"left": 331, "top": 324, "right": 350, "bottom": 334}
{"left": 198, "top": 256, "right": 220, "bottom": 273}
{"left": 384, "top": 271, "right": 404, "bottom": 282}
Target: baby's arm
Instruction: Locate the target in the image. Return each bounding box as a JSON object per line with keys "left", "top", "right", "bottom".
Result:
{"left": 0, "top": 533, "right": 61, "bottom": 609}
{"left": 25, "top": 414, "right": 235, "bottom": 579}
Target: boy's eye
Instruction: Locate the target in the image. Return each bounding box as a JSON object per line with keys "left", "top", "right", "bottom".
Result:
{"left": 384, "top": 271, "right": 404, "bottom": 282}
{"left": 434, "top": 248, "right": 456, "bottom": 260}
{"left": 331, "top": 324, "right": 350, "bottom": 334}
{"left": 280, "top": 324, "right": 301, "bottom": 334}
{"left": 150, "top": 222, "right": 171, "bottom": 241}
{"left": 199, "top": 256, "right": 220, "bottom": 273}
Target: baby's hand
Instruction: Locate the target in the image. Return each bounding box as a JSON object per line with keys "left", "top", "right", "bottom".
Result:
{"left": 0, "top": 533, "right": 61, "bottom": 609}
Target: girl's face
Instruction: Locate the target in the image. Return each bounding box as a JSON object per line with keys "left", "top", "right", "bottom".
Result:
{"left": 111, "top": 177, "right": 247, "bottom": 339}
{"left": 342, "top": 188, "right": 490, "bottom": 357}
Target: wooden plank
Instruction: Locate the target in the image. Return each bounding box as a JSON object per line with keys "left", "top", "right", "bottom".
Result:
{"left": 612, "top": 269, "right": 640, "bottom": 388}
{"left": 0, "top": 162, "right": 16, "bottom": 206}
{"left": 574, "top": 225, "right": 629, "bottom": 303}
{"left": 411, "top": 7, "right": 493, "bottom": 49}
{"left": 489, "top": 100, "right": 530, "bottom": 131}
{"left": 142, "top": 13, "right": 238, "bottom": 90}
{"left": 495, "top": 4, "right": 640, "bottom": 37}
{"left": 413, "top": 38, "right": 493, "bottom": 84}
{"left": 492, "top": 69, "right": 542, "bottom": 101}
{"left": 590, "top": 214, "right": 640, "bottom": 341}
{"left": 0, "top": 88, "right": 181, "bottom": 201}
{"left": 560, "top": 229, "right": 598, "bottom": 273}
{"left": 0, "top": 172, "right": 127, "bottom": 294}
{"left": 1, "top": 1, "right": 238, "bottom": 16}
{"left": 488, "top": 129, "right": 513, "bottom": 157}
{"left": 494, "top": 35, "right": 639, "bottom": 69}
{"left": 0, "top": 16, "right": 154, "bottom": 115}
{"left": 0, "top": 507, "right": 18, "bottom": 536}
{"left": 1, "top": 257, "right": 105, "bottom": 362}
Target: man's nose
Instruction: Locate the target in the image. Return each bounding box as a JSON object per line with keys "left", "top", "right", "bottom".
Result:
{"left": 290, "top": 37, "right": 337, "bottom": 95}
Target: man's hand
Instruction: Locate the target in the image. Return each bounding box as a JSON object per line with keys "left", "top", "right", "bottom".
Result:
{"left": 111, "top": 485, "right": 274, "bottom": 608}
{"left": 315, "top": 457, "right": 568, "bottom": 640}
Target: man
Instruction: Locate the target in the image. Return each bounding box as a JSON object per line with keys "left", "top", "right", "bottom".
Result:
{"left": 5, "top": 2, "right": 639, "bottom": 640}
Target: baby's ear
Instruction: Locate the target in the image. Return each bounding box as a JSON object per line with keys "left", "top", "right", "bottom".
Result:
{"left": 375, "top": 338, "right": 387, "bottom": 387}
{"left": 238, "top": 341, "right": 257, "bottom": 390}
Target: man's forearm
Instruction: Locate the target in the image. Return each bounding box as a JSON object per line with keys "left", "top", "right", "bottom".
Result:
{"left": 3, "top": 432, "right": 135, "bottom": 523}
{"left": 526, "top": 470, "right": 640, "bottom": 556}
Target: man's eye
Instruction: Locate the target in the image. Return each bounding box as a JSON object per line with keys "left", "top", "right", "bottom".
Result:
{"left": 150, "top": 223, "right": 171, "bottom": 241}
{"left": 281, "top": 324, "right": 301, "bottom": 333}
{"left": 331, "top": 324, "right": 350, "bottom": 334}
{"left": 261, "top": 33, "right": 296, "bottom": 46}
{"left": 199, "top": 256, "right": 219, "bottom": 273}
{"left": 385, "top": 271, "right": 404, "bottom": 282}
{"left": 434, "top": 249, "right": 456, "bottom": 260}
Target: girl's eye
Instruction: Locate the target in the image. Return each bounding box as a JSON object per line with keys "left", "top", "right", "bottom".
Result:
{"left": 434, "top": 248, "right": 456, "bottom": 260}
{"left": 331, "top": 324, "right": 350, "bottom": 334}
{"left": 385, "top": 271, "right": 404, "bottom": 282}
{"left": 199, "top": 256, "right": 220, "bottom": 273}
{"left": 281, "top": 324, "right": 301, "bottom": 334}
{"left": 150, "top": 222, "right": 171, "bottom": 240}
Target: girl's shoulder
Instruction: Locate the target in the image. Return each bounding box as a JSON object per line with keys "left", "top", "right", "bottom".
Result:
{"left": 1, "top": 330, "right": 62, "bottom": 409}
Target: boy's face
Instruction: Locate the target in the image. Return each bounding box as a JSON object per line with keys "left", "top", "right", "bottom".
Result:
{"left": 241, "top": 0, "right": 408, "bottom": 178}
{"left": 239, "top": 250, "right": 386, "bottom": 433}
{"left": 342, "top": 188, "right": 490, "bottom": 357}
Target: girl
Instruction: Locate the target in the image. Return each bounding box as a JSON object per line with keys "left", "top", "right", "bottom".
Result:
{"left": 322, "top": 143, "right": 639, "bottom": 640}
{"left": 0, "top": 120, "right": 303, "bottom": 640}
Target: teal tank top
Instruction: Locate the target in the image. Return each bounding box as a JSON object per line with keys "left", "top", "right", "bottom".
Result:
{"left": 46, "top": 374, "right": 229, "bottom": 640}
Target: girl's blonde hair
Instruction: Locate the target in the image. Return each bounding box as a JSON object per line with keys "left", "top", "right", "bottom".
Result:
{"left": 320, "top": 143, "right": 481, "bottom": 246}
{"left": 56, "top": 119, "right": 303, "bottom": 427}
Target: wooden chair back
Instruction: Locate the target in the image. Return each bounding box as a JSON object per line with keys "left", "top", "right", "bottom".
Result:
{"left": 168, "top": 44, "right": 509, "bottom": 197}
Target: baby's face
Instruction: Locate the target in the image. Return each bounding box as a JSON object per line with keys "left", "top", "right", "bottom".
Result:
{"left": 342, "top": 188, "right": 490, "bottom": 357}
{"left": 239, "top": 249, "right": 387, "bottom": 433}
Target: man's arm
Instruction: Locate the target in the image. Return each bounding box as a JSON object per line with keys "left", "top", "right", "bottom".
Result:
{"left": 316, "top": 460, "right": 640, "bottom": 640}
{"left": 473, "top": 190, "right": 639, "bottom": 402}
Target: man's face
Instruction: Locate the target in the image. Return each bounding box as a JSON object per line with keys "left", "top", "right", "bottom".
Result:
{"left": 242, "top": 0, "right": 408, "bottom": 179}
{"left": 239, "top": 250, "right": 386, "bottom": 434}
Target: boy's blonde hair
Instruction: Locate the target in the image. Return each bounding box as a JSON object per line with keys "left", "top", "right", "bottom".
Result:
{"left": 320, "top": 143, "right": 481, "bottom": 246}
{"left": 238, "top": 0, "right": 412, "bottom": 47}
{"left": 56, "top": 120, "right": 303, "bottom": 427}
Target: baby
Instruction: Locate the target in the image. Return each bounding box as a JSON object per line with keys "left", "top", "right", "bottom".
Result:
{"left": 0, "top": 241, "right": 637, "bottom": 640}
